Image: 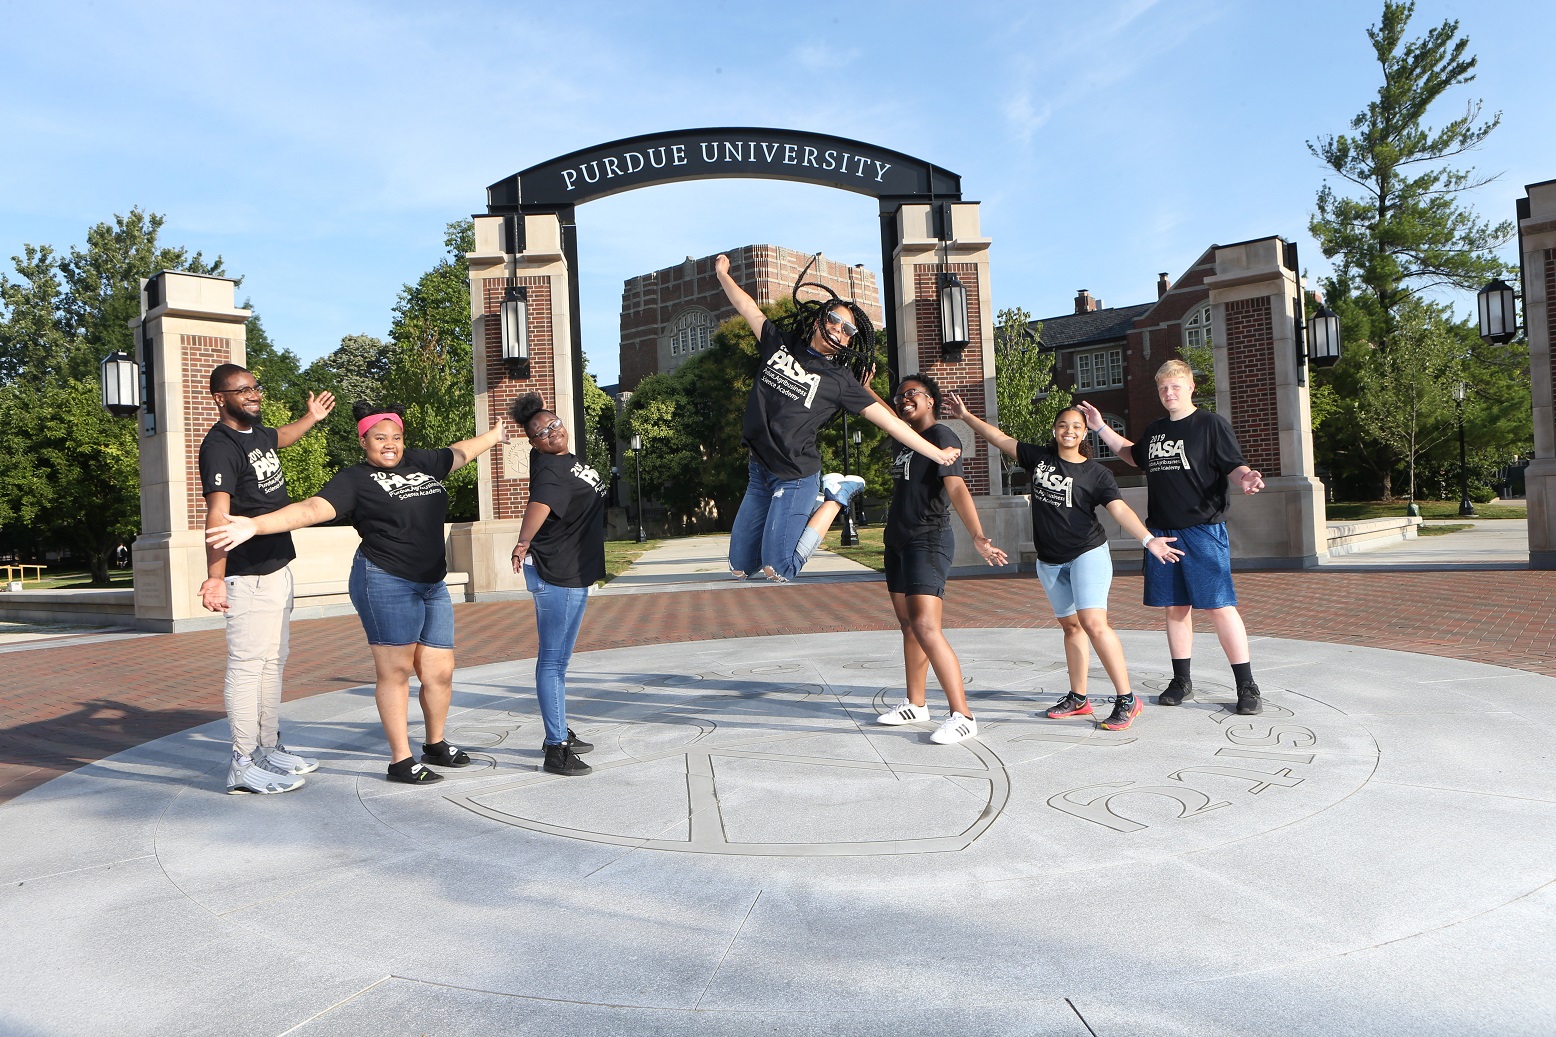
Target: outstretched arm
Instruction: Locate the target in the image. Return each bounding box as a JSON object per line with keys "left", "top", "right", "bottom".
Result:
{"left": 860, "top": 402, "right": 960, "bottom": 466}
{"left": 450, "top": 419, "right": 509, "bottom": 469}
{"left": 714, "top": 254, "right": 765, "bottom": 340}
{"left": 944, "top": 476, "right": 1008, "bottom": 567}
{"left": 1077, "top": 401, "right": 1136, "bottom": 467}
{"left": 1103, "top": 498, "right": 1184, "bottom": 564}
{"left": 943, "top": 391, "right": 1018, "bottom": 460}
{"left": 206, "top": 496, "right": 338, "bottom": 552}
{"left": 275, "top": 390, "right": 336, "bottom": 448}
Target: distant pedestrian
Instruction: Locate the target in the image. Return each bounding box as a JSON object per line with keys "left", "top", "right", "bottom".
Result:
{"left": 714, "top": 253, "right": 961, "bottom": 583}
{"left": 208, "top": 401, "right": 508, "bottom": 784}
{"left": 509, "top": 393, "right": 606, "bottom": 777}
{"left": 871, "top": 375, "right": 1007, "bottom": 744}
{"left": 1079, "top": 359, "right": 1266, "bottom": 714}
{"left": 948, "top": 395, "right": 1179, "bottom": 730}
{"left": 197, "top": 363, "right": 334, "bottom": 794}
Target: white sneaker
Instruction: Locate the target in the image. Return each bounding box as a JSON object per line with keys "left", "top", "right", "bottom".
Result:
{"left": 822, "top": 473, "right": 867, "bottom": 508}
{"left": 257, "top": 744, "right": 319, "bottom": 775}
{"left": 876, "top": 700, "right": 930, "bottom": 725}
{"left": 930, "top": 712, "right": 978, "bottom": 744}
{"left": 227, "top": 753, "right": 305, "bottom": 794}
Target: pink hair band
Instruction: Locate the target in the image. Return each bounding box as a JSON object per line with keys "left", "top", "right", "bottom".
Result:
{"left": 357, "top": 412, "right": 404, "bottom": 437}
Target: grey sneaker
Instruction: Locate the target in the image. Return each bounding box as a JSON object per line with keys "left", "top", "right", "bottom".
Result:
{"left": 822, "top": 473, "right": 867, "bottom": 508}
{"left": 227, "top": 753, "right": 305, "bottom": 795}
{"left": 256, "top": 744, "right": 319, "bottom": 775}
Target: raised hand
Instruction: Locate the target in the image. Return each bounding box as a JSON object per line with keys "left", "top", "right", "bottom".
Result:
{"left": 714, "top": 253, "right": 730, "bottom": 276}
{"left": 306, "top": 390, "right": 336, "bottom": 422}
{"left": 1076, "top": 400, "right": 1104, "bottom": 431}
{"left": 942, "top": 391, "right": 970, "bottom": 420}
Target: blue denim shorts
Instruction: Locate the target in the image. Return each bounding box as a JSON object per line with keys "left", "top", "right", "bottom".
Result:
{"left": 1142, "top": 522, "right": 1238, "bottom": 609}
{"left": 1036, "top": 542, "right": 1113, "bottom": 617}
{"left": 347, "top": 551, "right": 455, "bottom": 649}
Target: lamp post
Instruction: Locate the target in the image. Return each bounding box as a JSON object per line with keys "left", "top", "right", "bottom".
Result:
{"left": 852, "top": 428, "right": 864, "bottom": 527}
{"left": 840, "top": 416, "right": 858, "bottom": 547}
{"left": 1455, "top": 382, "right": 1475, "bottom": 518}
{"left": 630, "top": 434, "right": 647, "bottom": 543}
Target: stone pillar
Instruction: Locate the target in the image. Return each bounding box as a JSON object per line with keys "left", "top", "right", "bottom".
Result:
{"left": 1203, "top": 237, "right": 1325, "bottom": 568}
{"left": 128, "top": 271, "right": 250, "bottom": 630}
{"left": 1521, "top": 179, "right": 1556, "bottom": 569}
{"left": 450, "top": 213, "right": 575, "bottom": 599}
{"left": 888, "top": 202, "right": 1029, "bottom": 570}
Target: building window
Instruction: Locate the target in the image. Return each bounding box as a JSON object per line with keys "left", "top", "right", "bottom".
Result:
{"left": 1087, "top": 415, "right": 1126, "bottom": 460}
{"left": 664, "top": 308, "right": 715, "bottom": 363}
{"left": 1074, "top": 347, "right": 1123, "bottom": 390}
{"left": 1183, "top": 304, "right": 1212, "bottom": 352}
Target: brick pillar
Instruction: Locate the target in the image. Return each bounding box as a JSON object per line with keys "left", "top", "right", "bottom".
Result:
{"left": 1520, "top": 179, "right": 1556, "bottom": 568}
{"left": 1203, "top": 237, "right": 1325, "bottom": 567}
{"left": 450, "top": 213, "right": 574, "bottom": 599}
{"left": 889, "top": 202, "right": 1028, "bottom": 571}
{"left": 128, "top": 271, "right": 250, "bottom": 630}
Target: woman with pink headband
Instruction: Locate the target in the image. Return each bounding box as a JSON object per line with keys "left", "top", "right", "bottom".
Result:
{"left": 208, "top": 401, "right": 508, "bottom": 785}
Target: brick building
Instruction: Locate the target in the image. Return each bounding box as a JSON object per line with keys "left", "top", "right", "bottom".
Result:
{"left": 1032, "top": 246, "right": 1220, "bottom": 480}
{"left": 617, "top": 245, "right": 883, "bottom": 392}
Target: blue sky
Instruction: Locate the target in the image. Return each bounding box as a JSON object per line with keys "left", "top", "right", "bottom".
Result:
{"left": 3, "top": 0, "right": 1552, "bottom": 386}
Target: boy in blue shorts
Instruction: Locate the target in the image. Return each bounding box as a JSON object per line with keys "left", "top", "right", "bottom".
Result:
{"left": 1079, "top": 359, "right": 1266, "bottom": 715}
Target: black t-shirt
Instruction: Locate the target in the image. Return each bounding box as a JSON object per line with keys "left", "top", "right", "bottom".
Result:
{"left": 316, "top": 448, "right": 456, "bottom": 583}
{"left": 741, "top": 321, "right": 875, "bottom": 480}
{"left": 1016, "top": 442, "right": 1122, "bottom": 565}
{"left": 1140, "top": 409, "right": 1247, "bottom": 529}
{"left": 885, "top": 423, "right": 966, "bottom": 549}
{"left": 527, "top": 449, "right": 608, "bottom": 588}
{"left": 198, "top": 422, "right": 295, "bottom": 577}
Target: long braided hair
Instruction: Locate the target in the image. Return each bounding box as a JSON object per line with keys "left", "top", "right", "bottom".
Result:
{"left": 781, "top": 253, "right": 878, "bottom": 383}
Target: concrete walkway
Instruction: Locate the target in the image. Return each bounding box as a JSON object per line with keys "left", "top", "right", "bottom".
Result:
{"left": 603, "top": 533, "right": 874, "bottom": 592}
{"left": 1321, "top": 518, "right": 1530, "bottom": 570}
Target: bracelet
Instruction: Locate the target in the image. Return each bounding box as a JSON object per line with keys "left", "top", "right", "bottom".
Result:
{"left": 1141, "top": 535, "right": 1156, "bottom": 548}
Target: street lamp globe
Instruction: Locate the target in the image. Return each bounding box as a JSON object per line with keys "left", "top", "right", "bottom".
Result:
{"left": 1476, "top": 278, "right": 1518, "bottom": 344}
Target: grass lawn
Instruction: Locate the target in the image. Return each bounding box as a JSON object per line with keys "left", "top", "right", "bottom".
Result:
{"left": 17, "top": 568, "right": 135, "bottom": 590}
{"left": 1326, "top": 500, "right": 1526, "bottom": 521}
{"left": 1417, "top": 523, "right": 1473, "bottom": 536}
{"left": 822, "top": 522, "right": 886, "bottom": 572}
{"left": 602, "top": 538, "right": 663, "bottom": 582}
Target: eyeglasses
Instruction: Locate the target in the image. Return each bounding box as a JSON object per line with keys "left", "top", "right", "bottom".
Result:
{"left": 825, "top": 311, "right": 858, "bottom": 338}
{"left": 893, "top": 387, "right": 930, "bottom": 403}
{"left": 216, "top": 384, "right": 264, "bottom": 398}
{"left": 528, "top": 418, "right": 564, "bottom": 440}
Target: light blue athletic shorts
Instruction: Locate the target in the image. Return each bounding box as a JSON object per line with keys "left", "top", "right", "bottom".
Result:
{"left": 1036, "top": 542, "right": 1113, "bottom": 618}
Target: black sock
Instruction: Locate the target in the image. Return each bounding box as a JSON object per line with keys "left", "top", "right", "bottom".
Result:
{"left": 1232, "top": 662, "right": 1255, "bottom": 686}
{"left": 387, "top": 757, "right": 416, "bottom": 774}
{"left": 423, "top": 739, "right": 448, "bottom": 751}
{"left": 1171, "top": 658, "right": 1192, "bottom": 681}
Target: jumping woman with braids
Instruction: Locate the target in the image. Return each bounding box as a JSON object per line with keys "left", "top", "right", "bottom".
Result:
{"left": 208, "top": 401, "right": 509, "bottom": 783}
{"left": 508, "top": 392, "right": 605, "bottom": 778}
{"left": 945, "top": 394, "right": 1182, "bottom": 731}
{"left": 715, "top": 252, "right": 961, "bottom": 583}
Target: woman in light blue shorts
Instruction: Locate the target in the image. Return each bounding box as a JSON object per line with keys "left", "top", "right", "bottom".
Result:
{"left": 947, "top": 398, "right": 1182, "bottom": 731}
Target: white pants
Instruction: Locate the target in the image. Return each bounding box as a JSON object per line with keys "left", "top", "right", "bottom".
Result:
{"left": 223, "top": 568, "right": 294, "bottom": 757}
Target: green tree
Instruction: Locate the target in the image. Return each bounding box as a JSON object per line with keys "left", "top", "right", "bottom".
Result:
{"left": 1308, "top": 1, "right": 1513, "bottom": 352}
{"left": 1350, "top": 300, "right": 1460, "bottom": 500}
{"left": 259, "top": 399, "right": 330, "bottom": 501}
{"left": 993, "top": 308, "right": 1068, "bottom": 492}
{"left": 579, "top": 354, "right": 616, "bottom": 479}
{"left": 302, "top": 332, "right": 391, "bottom": 473}
{"left": 242, "top": 306, "right": 307, "bottom": 417}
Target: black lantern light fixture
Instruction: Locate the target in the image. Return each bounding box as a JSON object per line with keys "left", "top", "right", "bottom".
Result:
{"left": 630, "top": 433, "right": 647, "bottom": 544}
{"left": 500, "top": 285, "right": 530, "bottom": 378}
{"left": 100, "top": 350, "right": 141, "bottom": 417}
{"left": 1477, "top": 278, "right": 1518, "bottom": 345}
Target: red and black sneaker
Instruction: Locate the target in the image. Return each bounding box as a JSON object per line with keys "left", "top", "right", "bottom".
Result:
{"left": 1044, "top": 692, "right": 1093, "bottom": 719}
{"left": 1100, "top": 694, "right": 1143, "bottom": 731}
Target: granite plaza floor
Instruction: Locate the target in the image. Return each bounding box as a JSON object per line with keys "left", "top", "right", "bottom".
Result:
{"left": 4, "top": 615, "right": 1555, "bottom": 1036}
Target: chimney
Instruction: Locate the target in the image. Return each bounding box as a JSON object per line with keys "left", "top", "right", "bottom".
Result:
{"left": 1157, "top": 272, "right": 1171, "bottom": 299}
{"left": 1074, "top": 289, "right": 1097, "bottom": 314}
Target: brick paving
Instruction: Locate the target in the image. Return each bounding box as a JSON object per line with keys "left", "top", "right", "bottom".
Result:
{"left": 5, "top": 569, "right": 1555, "bottom": 805}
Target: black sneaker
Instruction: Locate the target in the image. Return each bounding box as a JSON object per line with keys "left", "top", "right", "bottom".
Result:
{"left": 1236, "top": 680, "right": 1263, "bottom": 715}
{"left": 1099, "top": 695, "right": 1143, "bottom": 731}
{"left": 543, "top": 743, "right": 592, "bottom": 776}
{"left": 1157, "top": 675, "right": 1194, "bottom": 706}
{"left": 541, "top": 728, "right": 592, "bottom": 755}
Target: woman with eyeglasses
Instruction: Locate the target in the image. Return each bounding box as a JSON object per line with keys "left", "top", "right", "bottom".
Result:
{"left": 509, "top": 393, "right": 606, "bottom": 777}
{"left": 207, "top": 401, "right": 509, "bottom": 784}
{"left": 944, "top": 395, "right": 1181, "bottom": 731}
{"left": 872, "top": 374, "right": 1008, "bottom": 744}
{"left": 714, "top": 253, "right": 964, "bottom": 583}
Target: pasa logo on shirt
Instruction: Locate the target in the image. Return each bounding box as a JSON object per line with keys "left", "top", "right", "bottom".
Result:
{"left": 571, "top": 462, "right": 608, "bottom": 497}
{"left": 759, "top": 347, "right": 822, "bottom": 408}
{"left": 892, "top": 447, "right": 914, "bottom": 482}
{"left": 369, "top": 469, "right": 444, "bottom": 499}
{"left": 1031, "top": 461, "right": 1075, "bottom": 508}
{"left": 248, "top": 447, "right": 284, "bottom": 492}
{"left": 1147, "top": 436, "right": 1192, "bottom": 471}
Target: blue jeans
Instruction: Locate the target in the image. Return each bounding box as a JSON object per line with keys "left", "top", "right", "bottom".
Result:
{"left": 728, "top": 459, "right": 822, "bottom": 581}
{"left": 524, "top": 564, "right": 590, "bottom": 745}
